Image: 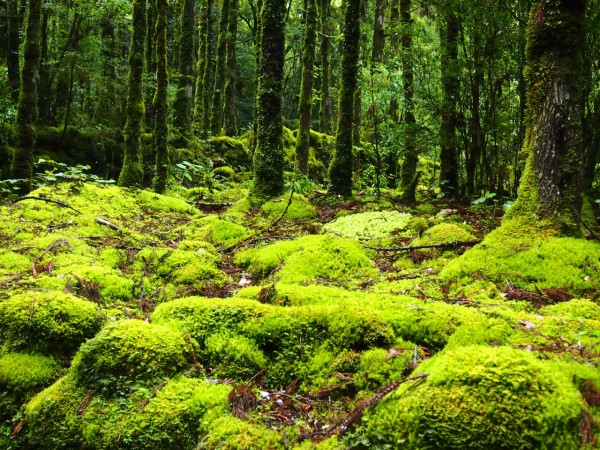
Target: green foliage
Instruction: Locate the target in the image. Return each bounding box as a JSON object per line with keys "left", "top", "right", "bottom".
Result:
{"left": 235, "top": 235, "right": 376, "bottom": 284}
{"left": 351, "top": 346, "right": 585, "bottom": 449}
{"left": 0, "top": 292, "right": 104, "bottom": 356}
{"left": 71, "top": 320, "right": 191, "bottom": 391}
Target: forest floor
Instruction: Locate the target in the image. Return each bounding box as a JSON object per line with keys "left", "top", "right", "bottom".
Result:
{"left": 0, "top": 181, "right": 599, "bottom": 449}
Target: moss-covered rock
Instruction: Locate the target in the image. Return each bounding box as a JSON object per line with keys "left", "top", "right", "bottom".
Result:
{"left": 0, "top": 292, "right": 104, "bottom": 356}
{"left": 202, "top": 416, "right": 284, "bottom": 449}
{"left": 235, "top": 235, "right": 376, "bottom": 284}
{"left": 353, "top": 346, "right": 585, "bottom": 449}
{"left": 71, "top": 320, "right": 191, "bottom": 391}
{"left": 204, "top": 332, "right": 267, "bottom": 380}
{"left": 209, "top": 136, "right": 251, "bottom": 169}
{"left": 323, "top": 210, "right": 412, "bottom": 241}
{"left": 185, "top": 215, "right": 251, "bottom": 248}
{"left": 260, "top": 194, "right": 317, "bottom": 221}
{"left": 413, "top": 222, "right": 477, "bottom": 245}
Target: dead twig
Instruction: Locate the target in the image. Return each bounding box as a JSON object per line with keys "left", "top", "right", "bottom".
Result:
{"left": 95, "top": 217, "right": 121, "bottom": 231}
{"left": 76, "top": 390, "right": 95, "bottom": 415}
{"left": 32, "top": 238, "right": 70, "bottom": 278}
{"left": 365, "top": 240, "right": 481, "bottom": 252}
{"left": 11, "top": 196, "right": 82, "bottom": 213}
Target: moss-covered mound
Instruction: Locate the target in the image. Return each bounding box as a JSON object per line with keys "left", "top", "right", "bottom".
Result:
{"left": 202, "top": 416, "right": 284, "bottom": 449}
{"left": 413, "top": 222, "right": 476, "bottom": 245}
{"left": 323, "top": 211, "right": 412, "bottom": 240}
{"left": 72, "top": 320, "right": 191, "bottom": 391}
{"left": 185, "top": 215, "right": 251, "bottom": 248}
{"left": 442, "top": 227, "right": 600, "bottom": 292}
{"left": 353, "top": 346, "right": 585, "bottom": 449}
{"left": 0, "top": 292, "right": 104, "bottom": 356}
{"left": 235, "top": 235, "right": 376, "bottom": 284}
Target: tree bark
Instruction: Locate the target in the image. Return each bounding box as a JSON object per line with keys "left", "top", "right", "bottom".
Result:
{"left": 152, "top": 0, "right": 169, "bottom": 194}
{"left": 295, "top": 0, "right": 318, "bottom": 175}
{"left": 505, "top": 0, "right": 586, "bottom": 237}
{"left": 328, "top": 0, "right": 361, "bottom": 196}
{"left": 193, "top": 0, "right": 213, "bottom": 134}
{"left": 7, "top": 0, "right": 20, "bottom": 103}
{"left": 318, "top": 0, "right": 332, "bottom": 134}
{"left": 223, "top": 0, "right": 239, "bottom": 136}
{"left": 210, "top": 0, "right": 231, "bottom": 135}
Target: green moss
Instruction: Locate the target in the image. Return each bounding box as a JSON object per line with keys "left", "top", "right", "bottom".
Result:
{"left": 323, "top": 211, "right": 412, "bottom": 241}
{"left": 71, "top": 320, "right": 191, "bottom": 391}
{"left": 210, "top": 136, "right": 251, "bottom": 169}
{"left": 412, "top": 223, "right": 476, "bottom": 245}
{"left": 445, "top": 317, "right": 517, "bottom": 349}
{"left": 353, "top": 346, "right": 585, "bottom": 449}
{"left": 260, "top": 194, "right": 317, "bottom": 221}
{"left": 185, "top": 215, "right": 251, "bottom": 248}
{"left": 442, "top": 228, "right": 600, "bottom": 291}
{"left": 152, "top": 297, "right": 271, "bottom": 346}
{"left": 0, "top": 292, "right": 104, "bottom": 356}
{"left": 58, "top": 265, "right": 135, "bottom": 302}
{"left": 353, "top": 346, "right": 413, "bottom": 391}
{"left": 541, "top": 299, "right": 600, "bottom": 320}
{"left": 235, "top": 235, "right": 376, "bottom": 284}
{"left": 202, "top": 416, "right": 284, "bottom": 449}
{"left": 204, "top": 332, "right": 267, "bottom": 380}
{"left": 0, "top": 250, "right": 31, "bottom": 274}
{"left": 214, "top": 165, "right": 236, "bottom": 179}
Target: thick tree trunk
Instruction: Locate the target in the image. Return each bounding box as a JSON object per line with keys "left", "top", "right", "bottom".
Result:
{"left": 172, "top": 0, "right": 195, "bottom": 146}
{"left": 152, "top": 0, "right": 169, "bottom": 194}
{"left": 399, "top": 0, "right": 418, "bottom": 202}
{"left": 439, "top": 8, "right": 459, "bottom": 198}
{"left": 210, "top": 0, "right": 230, "bottom": 135}
{"left": 145, "top": 0, "right": 157, "bottom": 128}
{"left": 295, "top": 0, "right": 318, "bottom": 175}
{"left": 222, "top": 0, "right": 239, "bottom": 136}
{"left": 252, "top": 0, "right": 286, "bottom": 197}
{"left": 328, "top": 0, "right": 360, "bottom": 196}
{"left": 11, "top": 0, "right": 42, "bottom": 194}
{"left": 118, "top": 0, "right": 146, "bottom": 187}
{"left": 506, "top": 0, "right": 586, "bottom": 237}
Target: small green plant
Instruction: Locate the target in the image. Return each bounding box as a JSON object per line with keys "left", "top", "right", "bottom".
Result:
{"left": 471, "top": 192, "right": 496, "bottom": 205}
{"left": 35, "top": 159, "right": 115, "bottom": 186}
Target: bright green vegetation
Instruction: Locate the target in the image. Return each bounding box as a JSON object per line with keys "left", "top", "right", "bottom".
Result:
{"left": 0, "top": 182, "right": 598, "bottom": 448}
{"left": 352, "top": 346, "right": 586, "bottom": 449}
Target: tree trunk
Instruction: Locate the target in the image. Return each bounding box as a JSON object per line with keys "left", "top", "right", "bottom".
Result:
{"left": 439, "top": 6, "right": 459, "bottom": 198}
{"left": 11, "top": 0, "right": 42, "bottom": 194}
{"left": 210, "top": 0, "right": 231, "bottom": 135}
{"left": 201, "top": 0, "right": 216, "bottom": 136}
{"left": 194, "top": 0, "right": 212, "bottom": 134}
{"left": 222, "top": 0, "right": 239, "bottom": 136}
{"left": 119, "top": 0, "right": 146, "bottom": 187}
{"left": 372, "top": 0, "right": 385, "bottom": 63}
{"left": 145, "top": 0, "right": 157, "bottom": 128}
{"left": 399, "top": 0, "right": 418, "bottom": 202}
{"left": 318, "top": 0, "right": 332, "bottom": 134}
{"left": 505, "top": 0, "right": 586, "bottom": 237}
{"left": 252, "top": 0, "right": 286, "bottom": 197}
{"left": 7, "top": 0, "right": 20, "bottom": 103}
{"left": 152, "top": 0, "right": 169, "bottom": 194}
{"left": 295, "top": 0, "right": 317, "bottom": 175}
{"left": 172, "top": 0, "right": 195, "bottom": 146}
{"left": 328, "top": 0, "right": 360, "bottom": 196}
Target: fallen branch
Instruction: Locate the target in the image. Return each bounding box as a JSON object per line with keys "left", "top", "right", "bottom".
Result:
{"left": 270, "top": 183, "right": 296, "bottom": 228}
{"left": 12, "top": 196, "right": 82, "bottom": 213}
{"left": 32, "top": 238, "right": 70, "bottom": 278}
{"left": 366, "top": 240, "right": 481, "bottom": 252}
{"left": 95, "top": 217, "right": 121, "bottom": 231}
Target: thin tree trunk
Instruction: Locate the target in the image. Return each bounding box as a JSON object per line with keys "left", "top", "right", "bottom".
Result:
{"left": 295, "top": 0, "right": 318, "bottom": 174}
{"left": 210, "top": 0, "right": 231, "bottom": 135}
{"left": 7, "top": 0, "right": 20, "bottom": 103}
{"left": 372, "top": 0, "right": 385, "bottom": 63}
{"left": 318, "top": 0, "right": 332, "bottom": 134}
{"left": 153, "top": 0, "right": 169, "bottom": 193}
{"left": 223, "top": 0, "right": 239, "bottom": 136}
{"left": 193, "top": 0, "right": 212, "bottom": 133}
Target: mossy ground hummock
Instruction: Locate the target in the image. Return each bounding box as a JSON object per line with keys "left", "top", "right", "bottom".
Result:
{"left": 0, "top": 182, "right": 598, "bottom": 449}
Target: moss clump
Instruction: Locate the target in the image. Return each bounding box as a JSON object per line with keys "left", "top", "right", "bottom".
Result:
{"left": 59, "top": 266, "right": 135, "bottom": 302}
{"left": 235, "top": 235, "right": 376, "bottom": 284}
{"left": 260, "top": 194, "right": 317, "bottom": 221}
{"left": 0, "top": 292, "right": 104, "bottom": 356}
{"left": 152, "top": 297, "right": 270, "bottom": 346}
{"left": 185, "top": 215, "right": 250, "bottom": 248}
{"left": 202, "top": 416, "right": 284, "bottom": 449}
{"left": 353, "top": 346, "right": 413, "bottom": 391}
{"left": 412, "top": 223, "right": 476, "bottom": 245}
{"left": 442, "top": 228, "right": 600, "bottom": 291}
{"left": 323, "top": 211, "right": 412, "bottom": 240}
{"left": 353, "top": 346, "right": 585, "bottom": 449}
{"left": 209, "top": 136, "right": 251, "bottom": 169}
{"left": 71, "top": 320, "right": 191, "bottom": 391}
{"left": 541, "top": 298, "right": 600, "bottom": 320}
{"left": 204, "top": 332, "right": 267, "bottom": 380}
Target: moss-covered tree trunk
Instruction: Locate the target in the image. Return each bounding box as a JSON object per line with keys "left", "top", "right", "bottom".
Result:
{"left": 439, "top": 6, "right": 459, "bottom": 198}
{"left": 398, "top": 0, "right": 418, "bottom": 202}
{"left": 145, "top": 0, "right": 157, "bottom": 128}
{"left": 118, "top": 0, "right": 146, "bottom": 187}
{"left": 372, "top": 0, "right": 385, "bottom": 63}
{"left": 252, "top": 0, "right": 285, "bottom": 197}
{"left": 193, "top": 0, "right": 212, "bottom": 134}
{"left": 328, "top": 0, "right": 360, "bottom": 196}
{"left": 505, "top": 0, "right": 586, "bottom": 236}
{"left": 318, "top": 0, "right": 332, "bottom": 134}
{"left": 385, "top": 0, "right": 400, "bottom": 187}
{"left": 222, "top": 0, "right": 239, "bottom": 136}
{"left": 295, "top": 0, "right": 317, "bottom": 175}
{"left": 7, "top": 0, "right": 20, "bottom": 103}
{"left": 210, "top": 0, "right": 230, "bottom": 135}
{"left": 152, "top": 0, "right": 169, "bottom": 194}
{"left": 11, "top": 0, "right": 41, "bottom": 193}
{"left": 201, "top": 0, "right": 216, "bottom": 135}
{"left": 172, "top": 0, "right": 195, "bottom": 146}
